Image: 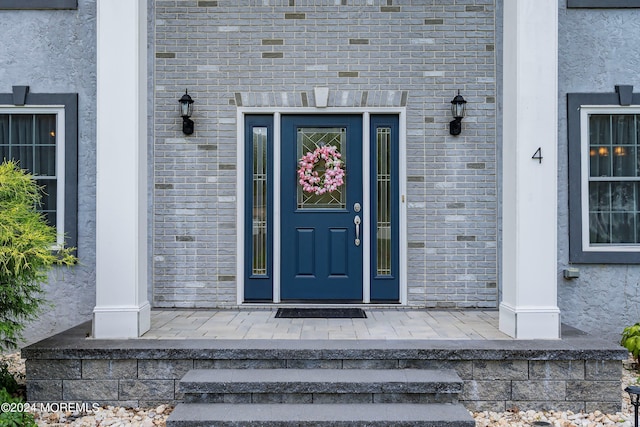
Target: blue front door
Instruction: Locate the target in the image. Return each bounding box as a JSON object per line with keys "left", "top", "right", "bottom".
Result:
{"left": 280, "top": 115, "right": 363, "bottom": 301}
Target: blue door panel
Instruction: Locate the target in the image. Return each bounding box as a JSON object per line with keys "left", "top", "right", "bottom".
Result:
{"left": 244, "top": 115, "right": 273, "bottom": 301}
{"left": 329, "top": 228, "right": 348, "bottom": 276}
{"left": 370, "top": 115, "right": 400, "bottom": 302}
{"left": 295, "top": 229, "right": 316, "bottom": 276}
{"left": 281, "top": 115, "right": 363, "bottom": 301}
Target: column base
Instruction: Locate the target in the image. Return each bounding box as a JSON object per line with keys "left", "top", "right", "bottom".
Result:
{"left": 93, "top": 302, "right": 151, "bottom": 338}
{"left": 499, "top": 302, "right": 561, "bottom": 339}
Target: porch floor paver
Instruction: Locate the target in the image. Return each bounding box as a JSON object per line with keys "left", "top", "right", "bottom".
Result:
{"left": 141, "top": 309, "right": 513, "bottom": 340}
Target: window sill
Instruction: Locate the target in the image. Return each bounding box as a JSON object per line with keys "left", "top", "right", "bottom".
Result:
{"left": 568, "top": 0, "right": 640, "bottom": 8}
{"left": 0, "top": 0, "right": 77, "bottom": 10}
{"left": 570, "top": 249, "right": 640, "bottom": 264}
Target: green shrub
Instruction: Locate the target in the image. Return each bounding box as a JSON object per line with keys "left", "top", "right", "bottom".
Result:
{"left": 0, "top": 388, "right": 37, "bottom": 427}
{"left": 0, "top": 362, "right": 19, "bottom": 396}
{"left": 0, "top": 160, "right": 76, "bottom": 351}
{"left": 621, "top": 323, "right": 640, "bottom": 367}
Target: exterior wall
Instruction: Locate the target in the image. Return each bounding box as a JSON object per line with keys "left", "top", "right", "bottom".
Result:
{"left": 152, "top": 0, "right": 498, "bottom": 308}
{"left": 0, "top": 3, "right": 97, "bottom": 345}
{"left": 557, "top": 4, "right": 640, "bottom": 342}
{"left": 2, "top": 0, "right": 637, "bottom": 343}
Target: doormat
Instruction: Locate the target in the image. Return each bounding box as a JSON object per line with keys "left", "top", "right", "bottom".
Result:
{"left": 275, "top": 308, "right": 367, "bottom": 319}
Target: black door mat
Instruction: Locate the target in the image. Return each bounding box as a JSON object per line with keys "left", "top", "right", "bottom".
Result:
{"left": 275, "top": 308, "right": 367, "bottom": 319}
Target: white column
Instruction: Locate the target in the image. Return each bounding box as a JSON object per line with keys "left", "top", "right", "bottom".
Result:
{"left": 499, "top": 0, "right": 560, "bottom": 339}
{"left": 93, "top": 0, "right": 150, "bottom": 338}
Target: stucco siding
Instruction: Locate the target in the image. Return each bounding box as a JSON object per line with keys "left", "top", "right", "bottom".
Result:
{"left": 0, "top": 2, "right": 97, "bottom": 345}
{"left": 557, "top": 4, "right": 640, "bottom": 342}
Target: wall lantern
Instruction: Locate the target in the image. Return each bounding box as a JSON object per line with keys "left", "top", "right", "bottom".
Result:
{"left": 626, "top": 386, "right": 640, "bottom": 427}
{"left": 179, "top": 89, "right": 194, "bottom": 135}
{"left": 449, "top": 90, "right": 467, "bottom": 136}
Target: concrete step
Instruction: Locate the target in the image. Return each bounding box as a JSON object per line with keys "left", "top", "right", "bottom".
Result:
{"left": 166, "top": 403, "right": 476, "bottom": 426}
{"left": 179, "top": 369, "right": 463, "bottom": 404}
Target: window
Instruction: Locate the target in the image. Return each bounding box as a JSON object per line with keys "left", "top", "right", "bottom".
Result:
{"left": 568, "top": 92, "right": 640, "bottom": 263}
{"left": 0, "top": 0, "right": 77, "bottom": 9}
{"left": 568, "top": 0, "right": 640, "bottom": 8}
{"left": 0, "top": 92, "right": 77, "bottom": 250}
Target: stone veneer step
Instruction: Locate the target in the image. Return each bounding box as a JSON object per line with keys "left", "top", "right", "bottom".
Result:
{"left": 166, "top": 403, "right": 476, "bottom": 426}
{"left": 179, "top": 368, "right": 463, "bottom": 402}
{"left": 170, "top": 368, "right": 471, "bottom": 424}
{"left": 22, "top": 322, "right": 628, "bottom": 411}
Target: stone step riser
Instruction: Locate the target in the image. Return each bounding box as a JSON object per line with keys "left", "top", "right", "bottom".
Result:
{"left": 168, "top": 369, "right": 475, "bottom": 426}
{"left": 166, "top": 403, "right": 476, "bottom": 427}
{"left": 179, "top": 368, "right": 463, "bottom": 400}
{"left": 168, "top": 421, "right": 472, "bottom": 427}
{"left": 183, "top": 391, "right": 458, "bottom": 404}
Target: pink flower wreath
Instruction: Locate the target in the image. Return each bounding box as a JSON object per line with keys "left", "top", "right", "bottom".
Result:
{"left": 297, "top": 145, "right": 345, "bottom": 195}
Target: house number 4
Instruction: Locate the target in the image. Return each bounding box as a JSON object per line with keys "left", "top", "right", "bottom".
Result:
{"left": 532, "top": 147, "right": 543, "bottom": 164}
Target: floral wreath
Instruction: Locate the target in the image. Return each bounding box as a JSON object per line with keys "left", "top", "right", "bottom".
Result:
{"left": 297, "top": 145, "right": 345, "bottom": 195}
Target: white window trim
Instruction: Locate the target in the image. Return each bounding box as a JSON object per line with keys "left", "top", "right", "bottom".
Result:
{"left": 0, "top": 105, "right": 66, "bottom": 248}
{"left": 579, "top": 105, "right": 640, "bottom": 253}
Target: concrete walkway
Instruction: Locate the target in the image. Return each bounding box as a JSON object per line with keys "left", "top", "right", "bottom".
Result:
{"left": 141, "top": 309, "right": 512, "bottom": 340}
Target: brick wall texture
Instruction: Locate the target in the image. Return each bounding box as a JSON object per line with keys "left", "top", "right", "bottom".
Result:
{"left": 153, "top": 0, "right": 497, "bottom": 308}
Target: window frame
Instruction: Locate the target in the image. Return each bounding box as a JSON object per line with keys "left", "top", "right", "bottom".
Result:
{"left": 1, "top": 107, "right": 66, "bottom": 248}
{"left": 0, "top": 92, "right": 78, "bottom": 250}
{"left": 568, "top": 92, "right": 640, "bottom": 263}
{"left": 0, "top": 0, "right": 77, "bottom": 10}
{"left": 568, "top": 0, "right": 640, "bottom": 8}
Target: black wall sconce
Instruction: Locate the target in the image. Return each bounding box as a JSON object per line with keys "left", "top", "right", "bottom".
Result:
{"left": 449, "top": 90, "right": 467, "bottom": 136}
{"left": 179, "top": 90, "right": 194, "bottom": 135}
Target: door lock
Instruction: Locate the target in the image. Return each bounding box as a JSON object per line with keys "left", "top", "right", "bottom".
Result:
{"left": 354, "top": 203, "right": 361, "bottom": 213}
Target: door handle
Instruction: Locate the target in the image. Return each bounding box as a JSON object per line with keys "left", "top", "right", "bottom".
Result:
{"left": 354, "top": 215, "right": 361, "bottom": 246}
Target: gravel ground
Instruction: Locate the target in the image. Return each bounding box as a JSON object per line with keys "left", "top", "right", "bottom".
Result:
{"left": 1, "top": 352, "right": 637, "bottom": 426}
{"left": 472, "top": 356, "right": 637, "bottom": 427}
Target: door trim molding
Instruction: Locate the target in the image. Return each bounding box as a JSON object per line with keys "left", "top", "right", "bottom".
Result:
{"left": 237, "top": 107, "right": 407, "bottom": 305}
{"left": 363, "top": 113, "right": 371, "bottom": 303}
{"left": 273, "top": 113, "right": 282, "bottom": 303}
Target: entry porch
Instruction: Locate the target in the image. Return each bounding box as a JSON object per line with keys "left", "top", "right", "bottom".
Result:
{"left": 23, "top": 309, "right": 627, "bottom": 415}
{"left": 141, "top": 308, "right": 510, "bottom": 340}
{"left": 94, "top": 0, "right": 563, "bottom": 342}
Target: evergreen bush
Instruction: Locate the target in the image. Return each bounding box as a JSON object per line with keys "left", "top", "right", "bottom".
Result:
{"left": 0, "top": 160, "right": 76, "bottom": 351}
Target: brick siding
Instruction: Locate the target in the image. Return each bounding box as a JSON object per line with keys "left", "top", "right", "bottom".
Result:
{"left": 153, "top": 0, "right": 497, "bottom": 308}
